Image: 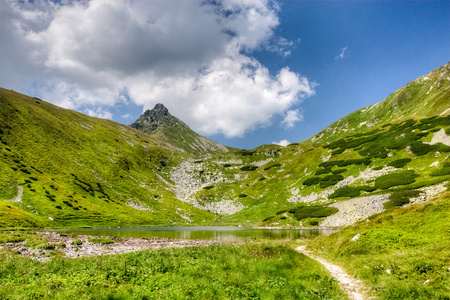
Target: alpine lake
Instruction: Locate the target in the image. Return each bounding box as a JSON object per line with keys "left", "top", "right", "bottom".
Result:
{"left": 57, "top": 226, "right": 338, "bottom": 241}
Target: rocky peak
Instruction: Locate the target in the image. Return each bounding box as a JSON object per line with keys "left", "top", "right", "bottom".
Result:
{"left": 130, "top": 103, "right": 188, "bottom": 134}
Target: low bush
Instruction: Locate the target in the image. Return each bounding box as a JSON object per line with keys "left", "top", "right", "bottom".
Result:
{"left": 203, "top": 186, "right": 214, "bottom": 190}
{"left": 71, "top": 239, "right": 83, "bottom": 246}
{"left": 388, "top": 158, "right": 412, "bottom": 168}
{"left": 315, "top": 167, "right": 332, "bottom": 175}
{"left": 88, "top": 237, "right": 114, "bottom": 245}
{"left": 289, "top": 205, "right": 339, "bottom": 221}
{"left": 309, "top": 220, "right": 319, "bottom": 226}
{"left": 240, "top": 165, "right": 258, "bottom": 171}
{"left": 302, "top": 177, "right": 321, "bottom": 186}
{"left": 264, "top": 163, "right": 281, "bottom": 171}
{"left": 331, "top": 168, "right": 346, "bottom": 174}
{"left": 276, "top": 210, "right": 288, "bottom": 215}
{"left": 410, "top": 141, "right": 434, "bottom": 156}
{"left": 238, "top": 194, "right": 248, "bottom": 198}
{"left": 375, "top": 170, "right": 419, "bottom": 190}
{"left": 430, "top": 167, "right": 450, "bottom": 177}
{"left": 319, "top": 174, "right": 344, "bottom": 188}
{"left": 329, "top": 186, "right": 363, "bottom": 199}
{"left": 383, "top": 190, "right": 421, "bottom": 209}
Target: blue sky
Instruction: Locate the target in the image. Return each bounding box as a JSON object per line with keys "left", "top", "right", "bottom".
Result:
{"left": 211, "top": 0, "right": 450, "bottom": 149}
{"left": 1, "top": 0, "right": 449, "bottom": 149}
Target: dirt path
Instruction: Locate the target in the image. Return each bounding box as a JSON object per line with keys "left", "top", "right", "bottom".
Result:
{"left": 296, "top": 246, "right": 370, "bottom": 300}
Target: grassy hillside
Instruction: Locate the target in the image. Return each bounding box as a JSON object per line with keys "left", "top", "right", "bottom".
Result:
{"left": 308, "top": 191, "right": 450, "bottom": 299}
{"left": 0, "top": 88, "right": 215, "bottom": 228}
{"left": 307, "top": 62, "right": 450, "bottom": 144}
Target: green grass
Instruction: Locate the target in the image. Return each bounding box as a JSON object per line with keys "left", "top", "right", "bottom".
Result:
{"left": 308, "top": 192, "right": 450, "bottom": 299}
{"left": 0, "top": 242, "right": 348, "bottom": 300}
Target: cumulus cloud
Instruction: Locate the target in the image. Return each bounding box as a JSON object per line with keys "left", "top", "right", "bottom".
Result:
{"left": 272, "top": 139, "right": 290, "bottom": 147}
{"left": 0, "top": 0, "right": 315, "bottom": 137}
{"left": 281, "top": 109, "right": 303, "bottom": 128}
{"left": 335, "top": 46, "right": 348, "bottom": 61}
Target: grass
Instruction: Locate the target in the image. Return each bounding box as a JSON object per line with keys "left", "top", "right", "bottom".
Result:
{"left": 308, "top": 192, "right": 450, "bottom": 300}
{"left": 0, "top": 241, "right": 348, "bottom": 300}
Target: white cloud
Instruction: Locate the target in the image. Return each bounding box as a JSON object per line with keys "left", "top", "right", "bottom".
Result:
{"left": 85, "top": 107, "right": 113, "bottom": 120}
{"left": 1, "top": 0, "right": 315, "bottom": 138}
{"left": 281, "top": 109, "right": 303, "bottom": 128}
{"left": 272, "top": 139, "right": 290, "bottom": 147}
{"left": 335, "top": 46, "right": 348, "bottom": 61}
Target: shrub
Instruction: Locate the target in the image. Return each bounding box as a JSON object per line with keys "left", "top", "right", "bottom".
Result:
{"left": 289, "top": 205, "right": 338, "bottom": 221}
{"left": 329, "top": 186, "right": 362, "bottom": 199}
{"left": 375, "top": 170, "right": 419, "bottom": 190}
{"left": 315, "top": 167, "right": 332, "bottom": 175}
{"left": 309, "top": 220, "right": 319, "bottom": 226}
{"left": 388, "top": 158, "right": 412, "bottom": 168}
{"left": 203, "top": 186, "right": 214, "bottom": 190}
{"left": 383, "top": 190, "right": 421, "bottom": 209}
{"left": 430, "top": 167, "right": 450, "bottom": 177}
{"left": 239, "top": 194, "right": 248, "bottom": 198}
{"left": 319, "top": 174, "right": 344, "bottom": 188}
{"left": 280, "top": 216, "right": 287, "bottom": 220}
{"left": 276, "top": 210, "right": 288, "bottom": 215}
{"left": 410, "top": 141, "right": 434, "bottom": 156}
{"left": 88, "top": 237, "right": 114, "bottom": 245}
{"left": 264, "top": 163, "right": 281, "bottom": 171}
{"left": 223, "top": 164, "right": 231, "bottom": 168}
{"left": 302, "top": 177, "right": 321, "bottom": 186}
{"left": 259, "top": 177, "right": 266, "bottom": 181}
{"left": 263, "top": 216, "right": 274, "bottom": 222}
{"left": 240, "top": 165, "right": 258, "bottom": 171}
{"left": 331, "top": 168, "right": 346, "bottom": 174}
{"left": 71, "top": 239, "right": 83, "bottom": 246}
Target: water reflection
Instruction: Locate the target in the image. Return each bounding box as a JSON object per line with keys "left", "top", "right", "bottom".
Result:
{"left": 60, "top": 226, "right": 338, "bottom": 241}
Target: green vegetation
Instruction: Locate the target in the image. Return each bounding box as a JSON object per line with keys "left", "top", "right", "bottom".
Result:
{"left": 288, "top": 205, "right": 339, "bottom": 221}
{"left": 88, "top": 237, "right": 115, "bottom": 244}
{"left": 240, "top": 165, "right": 258, "bottom": 171}
{"left": 0, "top": 242, "right": 347, "bottom": 300}
{"left": 329, "top": 186, "right": 375, "bottom": 199}
{"left": 71, "top": 239, "right": 83, "bottom": 246}
{"left": 388, "top": 158, "right": 412, "bottom": 168}
{"left": 309, "top": 192, "right": 450, "bottom": 299}
{"left": 383, "top": 190, "right": 422, "bottom": 209}
{"left": 374, "top": 170, "right": 419, "bottom": 190}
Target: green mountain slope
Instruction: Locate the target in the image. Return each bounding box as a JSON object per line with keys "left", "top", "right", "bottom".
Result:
{"left": 0, "top": 88, "right": 215, "bottom": 228}
{"left": 307, "top": 62, "right": 450, "bottom": 144}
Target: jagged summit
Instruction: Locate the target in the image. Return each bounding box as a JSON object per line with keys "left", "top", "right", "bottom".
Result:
{"left": 130, "top": 103, "right": 189, "bottom": 134}
{"left": 130, "top": 103, "right": 228, "bottom": 154}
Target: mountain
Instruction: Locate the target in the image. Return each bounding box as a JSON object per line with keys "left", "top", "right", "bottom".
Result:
{"left": 0, "top": 88, "right": 216, "bottom": 228}
{"left": 131, "top": 103, "right": 229, "bottom": 155}
{"left": 307, "top": 62, "right": 450, "bottom": 144}
{"left": 0, "top": 63, "right": 449, "bottom": 229}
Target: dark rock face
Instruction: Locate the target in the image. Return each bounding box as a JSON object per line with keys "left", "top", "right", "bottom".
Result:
{"left": 130, "top": 103, "right": 188, "bottom": 133}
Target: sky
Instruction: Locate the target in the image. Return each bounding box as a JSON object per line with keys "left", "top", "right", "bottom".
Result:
{"left": 1, "top": 0, "right": 449, "bottom": 149}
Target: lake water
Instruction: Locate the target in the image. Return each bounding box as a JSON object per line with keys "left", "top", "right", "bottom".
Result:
{"left": 59, "top": 226, "right": 338, "bottom": 241}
